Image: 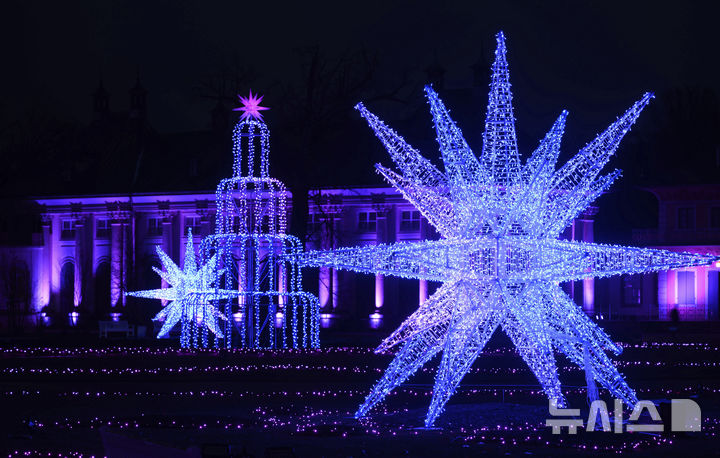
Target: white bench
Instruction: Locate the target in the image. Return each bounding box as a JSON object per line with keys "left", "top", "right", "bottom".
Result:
{"left": 98, "top": 320, "right": 135, "bottom": 338}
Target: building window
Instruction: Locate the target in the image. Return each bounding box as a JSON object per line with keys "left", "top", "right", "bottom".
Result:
{"left": 400, "top": 210, "right": 422, "bottom": 231}
{"left": 60, "top": 220, "right": 76, "bottom": 240}
{"left": 622, "top": 275, "right": 642, "bottom": 306}
{"left": 677, "top": 207, "right": 695, "bottom": 230}
{"left": 358, "top": 211, "right": 377, "bottom": 232}
{"left": 710, "top": 207, "right": 720, "bottom": 229}
{"left": 147, "top": 217, "right": 162, "bottom": 237}
{"left": 677, "top": 270, "right": 696, "bottom": 304}
{"left": 307, "top": 213, "right": 324, "bottom": 234}
{"left": 184, "top": 216, "right": 202, "bottom": 235}
{"left": 96, "top": 218, "right": 110, "bottom": 239}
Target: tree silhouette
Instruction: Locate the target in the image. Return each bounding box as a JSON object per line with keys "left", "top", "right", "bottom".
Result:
{"left": 276, "top": 46, "right": 410, "bottom": 245}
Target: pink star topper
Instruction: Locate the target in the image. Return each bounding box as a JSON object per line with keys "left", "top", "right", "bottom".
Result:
{"left": 232, "top": 90, "right": 270, "bottom": 121}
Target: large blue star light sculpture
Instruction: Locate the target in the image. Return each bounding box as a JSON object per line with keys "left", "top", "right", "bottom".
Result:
{"left": 127, "top": 230, "right": 240, "bottom": 347}
{"left": 297, "top": 32, "right": 719, "bottom": 427}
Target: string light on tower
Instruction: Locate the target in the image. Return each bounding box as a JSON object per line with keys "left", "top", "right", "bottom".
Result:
{"left": 295, "top": 31, "right": 720, "bottom": 427}
{"left": 201, "top": 90, "right": 320, "bottom": 349}
{"left": 128, "top": 91, "right": 319, "bottom": 349}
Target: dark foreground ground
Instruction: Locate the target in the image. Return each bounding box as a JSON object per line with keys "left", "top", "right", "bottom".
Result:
{"left": 1, "top": 326, "right": 719, "bottom": 457}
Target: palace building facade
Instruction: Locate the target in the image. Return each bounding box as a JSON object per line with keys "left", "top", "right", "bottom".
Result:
{"left": 0, "top": 186, "right": 600, "bottom": 332}
{"left": 629, "top": 185, "right": 720, "bottom": 321}
{"left": 0, "top": 184, "right": 718, "bottom": 333}
{"left": 1, "top": 76, "right": 718, "bottom": 333}
{"left": 0, "top": 192, "right": 220, "bottom": 331}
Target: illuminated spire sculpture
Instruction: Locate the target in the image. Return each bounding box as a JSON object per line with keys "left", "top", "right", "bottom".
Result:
{"left": 296, "top": 32, "right": 719, "bottom": 426}
{"left": 200, "top": 92, "right": 320, "bottom": 349}
{"left": 128, "top": 92, "right": 319, "bottom": 349}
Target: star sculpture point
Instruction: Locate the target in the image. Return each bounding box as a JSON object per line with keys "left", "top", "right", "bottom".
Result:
{"left": 233, "top": 90, "right": 270, "bottom": 121}
{"left": 298, "top": 32, "right": 719, "bottom": 427}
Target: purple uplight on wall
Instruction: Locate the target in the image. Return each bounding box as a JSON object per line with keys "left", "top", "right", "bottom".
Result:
{"left": 369, "top": 312, "right": 383, "bottom": 329}
{"left": 232, "top": 312, "right": 244, "bottom": 324}
{"left": 319, "top": 313, "right": 334, "bottom": 329}
{"left": 295, "top": 31, "right": 720, "bottom": 427}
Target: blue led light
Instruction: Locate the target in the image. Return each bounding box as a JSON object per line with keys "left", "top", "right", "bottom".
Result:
{"left": 128, "top": 93, "right": 320, "bottom": 349}
{"left": 126, "top": 229, "right": 237, "bottom": 347}
{"left": 296, "top": 32, "right": 719, "bottom": 427}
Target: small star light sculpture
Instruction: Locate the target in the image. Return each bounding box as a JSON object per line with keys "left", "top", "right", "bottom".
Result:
{"left": 127, "top": 230, "right": 240, "bottom": 347}
{"left": 297, "top": 32, "right": 720, "bottom": 427}
{"left": 232, "top": 90, "right": 270, "bottom": 121}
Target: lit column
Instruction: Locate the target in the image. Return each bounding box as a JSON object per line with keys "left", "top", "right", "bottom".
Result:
{"left": 419, "top": 218, "right": 429, "bottom": 304}
{"left": 317, "top": 209, "right": 331, "bottom": 310}
{"left": 331, "top": 267, "right": 339, "bottom": 311}
{"left": 375, "top": 275, "right": 385, "bottom": 310}
{"left": 50, "top": 217, "right": 61, "bottom": 303}
{"left": 161, "top": 217, "right": 173, "bottom": 306}
{"left": 110, "top": 219, "right": 124, "bottom": 309}
{"left": 319, "top": 267, "right": 330, "bottom": 309}
{"left": 658, "top": 271, "right": 668, "bottom": 320}
{"left": 29, "top": 250, "right": 44, "bottom": 319}
{"left": 373, "top": 207, "right": 388, "bottom": 319}
{"left": 579, "top": 209, "right": 597, "bottom": 315}
{"left": 178, "top": 216, "right": 187, "bottom": 267}
{"left": 419, "top": 279, "right": 428, "bottom": 305}
{"left": 330, "top": 212, "right": 340, "bottom": 312}
{"left": 86, "top": 216, "right": 96, "bottom": 315}
{"left": 318, "top": 207, "right": 339, "bottom": 319}
{"left": 568, "top": 220, "right": 576, "bottom": 301}
{"left": 40, "top": 216, "right": 52, "bottom": 309}
{"left": 668, "top": 270, "right": 678, "bottom": 315}
{"left": 121, "top": 218, "right": 128, "bottom": 307}
{"left": 697, "top": 266, "right": 708, "bottom": 318}
{"left": 161, "top": 218, "right": 173, "bottom": 263}
{"left": 73, "top": 218, "right": 84, "bottom": 307}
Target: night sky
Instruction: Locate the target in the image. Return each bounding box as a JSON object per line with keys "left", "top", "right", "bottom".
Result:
{"left": 1, "top": 0, "right": 719, "bottom": 238}
{"left": 3, "top": 0, "right": 719, "bottom": 132}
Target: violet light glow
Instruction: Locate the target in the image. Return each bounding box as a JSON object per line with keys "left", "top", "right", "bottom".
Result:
{"left": 232, "top": 90, "right": 270, "bottom": 121}
{"left": 297, "top": 31, "right": 720, "bottom": 427}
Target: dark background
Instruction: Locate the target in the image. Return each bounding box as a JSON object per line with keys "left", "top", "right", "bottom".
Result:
{"left": 1, "top": 0, "right": 719, "bottom": 241}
